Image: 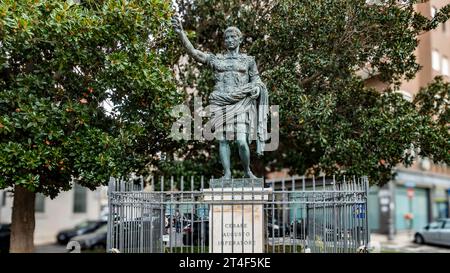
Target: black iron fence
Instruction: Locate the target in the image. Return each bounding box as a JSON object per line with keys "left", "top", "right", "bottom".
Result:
{"left": 106, "top": 176, "right": 370, "bottom": 253}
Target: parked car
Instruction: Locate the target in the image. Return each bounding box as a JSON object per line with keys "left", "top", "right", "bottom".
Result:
{"left": 183, "top": 220, "right": 209, "bottom": 246}
{"left": 72, "top": 224, "right": 108, "bottom": 251}
{"left": 165, "top": 213, "right": 200, "bottom": 234}
{"left": 290, "top": 219, "right": 307, "bottom": 239}
{"left": 414, "top": 218, "right": 450, "bottom": 247}
{"left": 111, "top": 219, "right": 161, "bottom": 252}
{"left": 267, "top": 217, "right": 290, "bottom": 238}
{"left": 56, "top": 220, "right": 107, "bottom": 245}
{"left": 113, "top": 219, "right": 154, "bottom": 234}
{"left": 0, "top": 224, "right": 11, "bottom": 253}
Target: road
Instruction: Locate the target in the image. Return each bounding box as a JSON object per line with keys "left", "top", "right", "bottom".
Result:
{"left": 371, "top": 232, "right": 450, "bottom": 253}
{"left": 381, "top": 242, "right": 450, "bottom": 253}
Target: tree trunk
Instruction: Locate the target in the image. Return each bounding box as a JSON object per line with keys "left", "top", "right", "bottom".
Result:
{"left": 10, "top": 185, "right": 36, "bottom": 253}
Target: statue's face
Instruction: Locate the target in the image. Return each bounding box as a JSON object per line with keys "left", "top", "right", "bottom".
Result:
{"left": 224, "top": 31, "right": 241, "bottom": 50}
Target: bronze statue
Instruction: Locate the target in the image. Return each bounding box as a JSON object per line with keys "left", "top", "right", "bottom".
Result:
{"left": 172, "top": 17, "right": 268, "bottom": 179}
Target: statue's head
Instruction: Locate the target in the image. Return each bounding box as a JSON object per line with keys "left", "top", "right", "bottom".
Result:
{"left": 224, "top": 27, "right": 243, "bottom": 50}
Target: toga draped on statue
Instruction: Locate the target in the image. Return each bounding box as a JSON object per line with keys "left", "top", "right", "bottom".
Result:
{"left": 206, "top": 53, "right": 269, "bottom": 155}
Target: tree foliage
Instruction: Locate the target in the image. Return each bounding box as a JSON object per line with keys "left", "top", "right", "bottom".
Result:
{"left": 165, "top": 0, "right": 450, "bottom": 185}
{"left": 0, "top": 0, "right": 182, "bottom": 197}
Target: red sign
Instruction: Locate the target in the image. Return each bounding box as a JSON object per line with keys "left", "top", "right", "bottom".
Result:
{"left": 404, "top": 213, "right": 414, "bottom": 220}
{"left": 407, "top": 188, "right": 414, "bottom": 198}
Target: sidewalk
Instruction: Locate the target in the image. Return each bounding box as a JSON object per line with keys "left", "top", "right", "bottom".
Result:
{"left": 34, "top": 243, "right": 67, "bottom": 253}
{"left": 370, "top": 232, "right": 414, "bottom": 252}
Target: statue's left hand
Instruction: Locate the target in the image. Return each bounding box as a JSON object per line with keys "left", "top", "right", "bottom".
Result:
{"left": 248, "top": 86, "right": 260, "bottom": 99}
{"left": 241, "top": 84, "right": 259, "bottom": 98}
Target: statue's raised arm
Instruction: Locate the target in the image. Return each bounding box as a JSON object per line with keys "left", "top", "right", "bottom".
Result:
{"left": 171, "top": 17, "right": 208, "bottom": 64}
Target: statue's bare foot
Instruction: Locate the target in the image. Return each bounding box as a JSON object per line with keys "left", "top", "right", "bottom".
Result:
{"left": 244, "top": 170, "right": 257, "bottom": 179}
{"left": 221, "top": 171, "right": 231, "bottom": 180}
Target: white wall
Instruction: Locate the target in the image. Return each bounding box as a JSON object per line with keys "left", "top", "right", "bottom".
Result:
{"left": 0, "top": 190, "right": 13, "bottom": 225}
{"left": 0, "top": 186, "right": 108, "bottom": 245}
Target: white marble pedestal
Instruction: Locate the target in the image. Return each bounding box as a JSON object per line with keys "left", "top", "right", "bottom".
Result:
{"left": 203, "top": 179, "right": 272, "bottom": 253}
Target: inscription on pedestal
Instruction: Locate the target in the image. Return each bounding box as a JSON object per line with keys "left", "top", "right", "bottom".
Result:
{"left": 211, "top": 204, "right": 262, "bottom": 252}
{"left": 203, "top": 179, "right": 271, "bottom": 253}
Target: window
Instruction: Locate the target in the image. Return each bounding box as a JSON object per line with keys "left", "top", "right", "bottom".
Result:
{"left": 442, "top": 57, "right": 449, "bottom": 76}
{"left": 432, "top": 50, "right": 440, "bottom": 71}
{"left": 434, "top": 201, "right": 448, "bottom": 219}
{"left": 444, "top": 221, "right": 450, "bottom": 230}
{"left": 35, "top": 193, "right": 45, "bottom": 213}
{"left": 396, "top": 90, "right": 413, "bottom": 102}
{"left": 428, "top": 221, "right": 444, "bottom": 229}
{"left": 73, "top": 183, "right": 87, "bottom": 213}
{"left": 431, "top": 6, "right": 437, "bottom": 18}
{"left": 1, "top": 191, "right": 6, "bottom": 207}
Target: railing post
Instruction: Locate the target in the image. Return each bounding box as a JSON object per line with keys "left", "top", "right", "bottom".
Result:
{"left": 106, "top": 177, "right": 114, "bottom": 252}
{"left": 364, "top": 176, "right": 370, "bottom": 252}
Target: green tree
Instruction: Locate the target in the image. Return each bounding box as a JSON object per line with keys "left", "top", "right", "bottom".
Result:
{"left": 165, "top": 0, "right": 450, "bottom": 183}
{"left": 0, "top": 0, "right": 181, "bottom": 252}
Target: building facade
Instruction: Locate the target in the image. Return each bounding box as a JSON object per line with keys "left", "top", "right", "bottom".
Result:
{"left": 0, "top": 184, "right": 108, "bottom": 245}
{"left": 368, "top": 0, "right": 450, "bottom": 236}
{"left": 267, "top": 1, "right": 450, "bottom": 238}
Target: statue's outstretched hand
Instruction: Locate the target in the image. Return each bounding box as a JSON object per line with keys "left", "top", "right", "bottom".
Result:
{"left": 171, "top": 17, "right": 183, "bottom": 34}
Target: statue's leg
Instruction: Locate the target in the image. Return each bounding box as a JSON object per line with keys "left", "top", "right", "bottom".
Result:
{"left": 236, "top": 132, "right": 256, "bottom": 178}
{"left": 218, "top": 133, "right": 231, "bottom": 179}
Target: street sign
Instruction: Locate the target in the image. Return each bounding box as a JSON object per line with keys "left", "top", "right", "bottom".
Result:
{"left": 353, "top": 204, "right": 366, "bottom": 219}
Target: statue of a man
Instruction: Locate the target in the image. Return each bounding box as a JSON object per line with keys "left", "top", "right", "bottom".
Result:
{"left": 172, "top": 17, "right": 268, "bottom": 179}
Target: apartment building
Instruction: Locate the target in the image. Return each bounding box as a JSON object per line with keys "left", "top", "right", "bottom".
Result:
{"left": 368, "top": 0, "right": 450, "bottom": 236}
{"left": 267, "top": 1, "right": 450, "bottom": 237}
